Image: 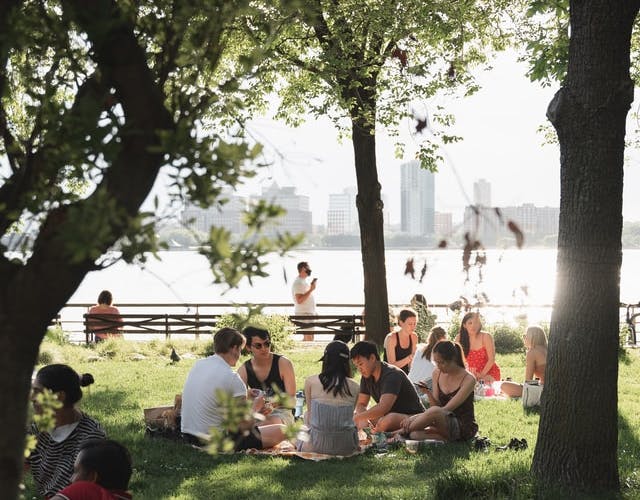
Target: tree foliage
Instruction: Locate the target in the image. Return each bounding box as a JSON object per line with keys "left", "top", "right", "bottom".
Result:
{"left": 247, "top": 0, "right": 512, "bottom": 167}
{"left": 0, "top": 1, "right": 302, "bottom": 497}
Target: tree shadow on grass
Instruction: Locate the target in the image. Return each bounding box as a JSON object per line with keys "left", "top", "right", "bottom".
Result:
{"left": 618, "top": 413, "right": 640, "bottom": 495}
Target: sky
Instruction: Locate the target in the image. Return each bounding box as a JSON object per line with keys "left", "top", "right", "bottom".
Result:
{"left": 228, "top": 50, "right": 640, "bottom": 226}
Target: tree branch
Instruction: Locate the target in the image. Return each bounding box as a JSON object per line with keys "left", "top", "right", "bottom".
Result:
{"left": 0, "top": 74, "right": 109, "bottom": 236}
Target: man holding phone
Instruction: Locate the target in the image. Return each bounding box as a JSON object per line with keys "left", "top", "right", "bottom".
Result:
{"left": 292, "top": 261, "right": 317, "bottom": 315}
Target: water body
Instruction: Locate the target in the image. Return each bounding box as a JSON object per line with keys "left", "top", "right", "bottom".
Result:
{"left": 69, "top": 248, "right": 640, "bottom": 309}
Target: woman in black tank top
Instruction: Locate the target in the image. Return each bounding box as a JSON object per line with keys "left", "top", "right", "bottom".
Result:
{"left": 399, "top": 340, "right": 478, "bottom": 442}
{"left": 384, "top": 309, "right": 419, "bottom": 374}
{"left": 237, "top": 327, "right": 297, "bottom": 426}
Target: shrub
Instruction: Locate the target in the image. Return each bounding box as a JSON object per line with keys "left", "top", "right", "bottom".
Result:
{"left": 447, "top": 312, "right": 462, "bottom": 340}
{"left": 490, "top": 323, "right": 525, "bottom": 354}
{"left": 45, "top": 326, "right": 69, "bottom": 345}
{"left": 413, "top": 303, "right": 437, "bottom": 343}
{"left": 37, "top": 349, "right": 55, "bottom": 365}
{"left": 215, "top": 312, "right": 294, "bottom": 352}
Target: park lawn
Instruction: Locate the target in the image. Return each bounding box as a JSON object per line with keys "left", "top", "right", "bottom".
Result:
{"left": 22, "top": 340, "right": 640, "bottom": 499}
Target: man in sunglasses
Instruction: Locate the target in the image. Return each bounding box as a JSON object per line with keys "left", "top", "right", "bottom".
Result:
{"left": 181, "top": 327, "right": 286, "bottom": 450}
{"left": 292, "top": 261, "right": 317, "bottom": 315}
{"left": 237, "top": 327, "right": 297, "bottom": 426}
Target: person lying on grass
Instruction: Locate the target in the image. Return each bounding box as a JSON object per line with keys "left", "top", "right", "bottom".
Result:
{"left": 50, "top": 439, "right": 132, "bottom": 500}
{"left": 399, "top": 340, "right": 478, "bottom": 442}
{"left": 350, "top": 341, "right": 425, "bottom": 432}
{"left": 181, "top": 327, "right": 286, "bottom": 450}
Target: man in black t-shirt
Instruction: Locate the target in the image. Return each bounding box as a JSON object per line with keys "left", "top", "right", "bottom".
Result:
{"left": 351, "top": 341, "right": 425, "bottom": 432}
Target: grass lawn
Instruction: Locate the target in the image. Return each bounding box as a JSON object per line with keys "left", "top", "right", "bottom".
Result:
{"left": 22, "top": 340, "right": 640, "bottom": 499}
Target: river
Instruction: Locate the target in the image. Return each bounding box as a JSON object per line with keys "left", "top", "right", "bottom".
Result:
{"left": 69, "top": 247, "right": 640, "bottom": 309}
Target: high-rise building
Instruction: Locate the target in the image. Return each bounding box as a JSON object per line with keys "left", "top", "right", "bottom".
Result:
{"left": 463, "top": 202, "right": 559, "bottom": 246}
{"left": 474, "top": 178, "right": 491, "bottom": 207}
{"left": 182, "top": 183, "right": 313, "bottom": 238}
{"left": 252, "top": 183, "right": 312, "bottom": 235}
{"left": 400, "top": 160, "right": 435, "bottom": 236}
{"left": 434, "top": 212, "right": 453, "bottom": 237}
{"left": 327, "top": 187, "right": 358, "bottom": 235}
{"left": 182, "top": 193, "right": 247, "bottom": 234}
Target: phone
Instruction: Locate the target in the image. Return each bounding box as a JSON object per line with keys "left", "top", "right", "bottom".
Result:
{"left": 416, "top": 380, "right": 430, "bottom": 389}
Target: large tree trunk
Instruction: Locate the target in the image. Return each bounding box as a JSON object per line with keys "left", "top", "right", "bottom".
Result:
{"left": 351, "top": 110, "right": 390, "bottom": 346}
{"left": 0, "top": 2, "right": 174, "bottom": 497}
{"left": 532, "top": 1, "right": 639, "bottom": 492}
{"left": 0, "top": 316, "right": 44, "bottom": 499}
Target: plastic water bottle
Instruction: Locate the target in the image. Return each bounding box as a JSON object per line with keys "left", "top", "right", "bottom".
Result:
{"left": 295, "top": 390, "right": 305, "bottom": 418}
{"left": 478, "top": 379, "right": 485, "bottom": 396}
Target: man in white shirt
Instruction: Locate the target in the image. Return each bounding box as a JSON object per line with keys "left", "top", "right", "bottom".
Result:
{"left": 292, "top": 261, "right": 317, "bottom": 315}
{"left": 181, "top": 327, "right": 285, "bottom": 450}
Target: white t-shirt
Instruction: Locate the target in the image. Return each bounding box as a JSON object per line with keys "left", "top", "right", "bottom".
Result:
{"left": 407, "top": 344, "right": 435, "bottom": 384}
{"left": 181, "top": 354, "right": 247, "bottom": 438}
{"left": 292, "top": 276, "right": 316, "bottom": 314}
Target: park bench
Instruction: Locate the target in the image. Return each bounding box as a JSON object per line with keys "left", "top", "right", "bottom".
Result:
{"left": 83, "top": 312, "right": 365, "bottom": 344}
{"left": 83, "top": 313, "right": 219, "bottom": 344}
{"left": 288, "top": 314, "right": 365, "bottom": 342}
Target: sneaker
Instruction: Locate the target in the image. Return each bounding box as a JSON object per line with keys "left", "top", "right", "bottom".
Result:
{"left": 473, "top": 436, "right": 491, "bottom": 452}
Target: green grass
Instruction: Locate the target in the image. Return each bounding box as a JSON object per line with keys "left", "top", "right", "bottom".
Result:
{"left": 23, "top": 340, "right": 640, "bottom": 499}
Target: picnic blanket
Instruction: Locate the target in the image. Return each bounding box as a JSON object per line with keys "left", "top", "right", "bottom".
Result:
{"left": 243, "top": 438, "right": 373, "bottom": 461}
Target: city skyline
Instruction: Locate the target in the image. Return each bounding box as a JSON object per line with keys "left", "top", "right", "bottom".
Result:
{"left": 182, "top": 176, "right": 559, "bottom": 244}
{"left": 224, "top": 50, "right": 640, "bottom": 226}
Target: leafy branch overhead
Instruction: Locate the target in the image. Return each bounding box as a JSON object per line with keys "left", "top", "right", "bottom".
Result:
{"left": 0, "top": 0, "right": 298, "bottom": 288}
{"left": 244, "top": 0, "right": 516, "bottom": 170}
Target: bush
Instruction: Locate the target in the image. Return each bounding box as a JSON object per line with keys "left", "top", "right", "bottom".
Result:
{"left": 490, "top": 323, "right": 525, "bottom": 354}
{"left": 413, "top": 303, "right": 437, "bottom": 343}
{"left": 215, "top": 312, "right": 294, "bottom": 352}
{"left": 447, "top": 312, "right": 462, "bottom": 340}
{"left": 44, "top": 326, "right": 69, "bottom": 345}
{"left": 37, "top": 348, "right": 55, "bottom": 365}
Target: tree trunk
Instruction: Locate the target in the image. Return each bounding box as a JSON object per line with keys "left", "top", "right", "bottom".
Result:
{"left": 532, "top": 0, "right": 639, "bottom": 492}
{"left": 0, "top": 316, "right": 42, "bottom": 499}
{"left": 351, "top": 112, "right": 390, "bottom": 346}
{"left": 0, "top": 3, "right": 175, "bottom": 497}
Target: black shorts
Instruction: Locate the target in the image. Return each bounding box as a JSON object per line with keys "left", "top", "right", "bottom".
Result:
{"left": 182, "top": 428, "right": 263, "bottom": 451}
{"left": 230, "top": 427, "right": 263, "bottom": 451}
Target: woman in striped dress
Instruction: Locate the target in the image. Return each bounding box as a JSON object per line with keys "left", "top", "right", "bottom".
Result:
{"left": 27, "top": 364, "right": 106, "bottom": 498}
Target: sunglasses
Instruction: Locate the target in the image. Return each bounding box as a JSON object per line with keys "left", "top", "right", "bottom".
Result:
{"left": 251, "top": 340, "right": 271, "bottom": 350}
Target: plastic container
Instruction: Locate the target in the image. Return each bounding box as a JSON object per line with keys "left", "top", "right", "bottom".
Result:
{"left": 294, "top": 390, "right": 305, "bottom": 418}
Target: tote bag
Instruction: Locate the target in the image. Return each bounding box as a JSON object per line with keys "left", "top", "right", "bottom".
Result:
{"left": 522, "top": 382, "right": 543, "bottom": 408}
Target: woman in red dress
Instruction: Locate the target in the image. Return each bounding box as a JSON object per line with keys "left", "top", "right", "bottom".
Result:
{"left": 455, "top": 312, "right": 501, "bottom": 383}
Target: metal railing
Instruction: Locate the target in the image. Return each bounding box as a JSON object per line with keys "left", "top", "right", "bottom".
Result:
{"left": 56, "top": 302, "right": 555, "bottom": 339}
{"left": 53, "top": 301, "right": 640, "bottom": 345}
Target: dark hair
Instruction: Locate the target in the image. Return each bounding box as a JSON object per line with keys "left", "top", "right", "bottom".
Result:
{"left": 78, "top": 439, "right": 132, "bottom": 490}
{"left": 97, "top": 290, "right": 113, "bottom": 306}
{"left": 423, "top": 326, "right": 447, "bottom": 359}
{"left": 458, "top": 312, "right": 479, "bottom": 356}
{"left": 297, "top": 261, "right": 310, "bottom": 272}
{"left": 319, "top": 341, "right": 352, "bottom": 397}
{"left": 397, "top": 308, "right": 417, "bottom": 323}
{"left": 36, "top": 364, "right": 94, "bottom": 407}
{"left": 213, "top": 327, "right": 245, "bottom": 354}
{"left": 434, "top": 340, "right": 466, "bottom": 368}
{"left": 243, "top": 326, "right": 269, "bottom": 347}
{"left": 411, "top": 294, "right": 427, "bottom": 306}
{"left": 350, "top": 340, "right": 380, "bottom": 361}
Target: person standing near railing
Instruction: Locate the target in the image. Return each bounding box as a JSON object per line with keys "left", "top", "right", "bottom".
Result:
{"left": 292, "top": 261, "right": 317, "bottom": 315}
{"left": 87, "top": 290, "right": 123, "bottom": 342}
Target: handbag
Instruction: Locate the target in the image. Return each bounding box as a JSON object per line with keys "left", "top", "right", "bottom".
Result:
{"left": 522, "top": 381, "right": 543, "bottom": 408}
